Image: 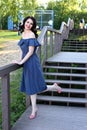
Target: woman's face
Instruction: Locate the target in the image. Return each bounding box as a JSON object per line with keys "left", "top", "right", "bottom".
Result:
{"left": 24, "top": 18, "right": 33, "bottom": 30}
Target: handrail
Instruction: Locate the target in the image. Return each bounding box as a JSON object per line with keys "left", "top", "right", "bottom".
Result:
{"left": 37, "top": 17, "right": 73, "bottom": 44}
{"left": 0, "top": 17, "right": 74, "bottom": 130}
{"left": 0, "top": 64, "right": 21, "bottom": 77}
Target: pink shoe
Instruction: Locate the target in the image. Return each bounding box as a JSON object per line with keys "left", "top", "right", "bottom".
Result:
{"left": 29, "top": 112, "right": 37, "bottom": 120}
{"left": 54, "top": 83, "right": 62, "bottom": 93}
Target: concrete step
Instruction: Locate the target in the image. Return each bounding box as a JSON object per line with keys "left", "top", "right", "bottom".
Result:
{"left": 43, "top": 65, "right": 87, "bottom": 70}
{"left": 37, "top": 95, "right": 87, "bottom": 104}
{"left": 62, "top": 88, "right": 87, "bottom": 94}
{"left": 62, "top": 46, "right": 87, "bottom": 49}
{"left": 62, "top": 49, "right": 87, "bottom": 52}
{"left": 46, "top": 52, "right": 87, "bottom": 64}
{"left": 63, "top": 42, "right": 87, "bottom": 45}
{"left": 62, "top": 45, "right": 87, "bottom": 48}
{"left": 64, "top": 39, "right": 87, "bottom": 41}
{"left": 44, "top": 72, "right": 87, "bottom": 77}
{"left": 61, "top": 49, "right": 87, "bottom": 52}
{"left": 63, "top": 42, "right": 87, "bottom": 44}
{"left": 45, "top": 79, "right": 87, "bottom": 85}
{"left": 47, "top": 86, "right": 87, "bottom": 94}
{"left": 62, "top": 43, "right": 87, "bottom": 45}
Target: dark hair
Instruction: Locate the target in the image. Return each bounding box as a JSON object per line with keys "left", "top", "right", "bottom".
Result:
{"left": 80, "top": 19, "right": 83, "bottom": 23}
{"left": 20, "top": 16, "right": 38, "bottom": 38}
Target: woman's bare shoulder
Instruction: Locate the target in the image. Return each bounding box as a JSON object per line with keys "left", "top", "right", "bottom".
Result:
{"left": 21, "top": 31, "right": 35, "bottom": 39}
{"left": 30, "top": 31, "right": 35, "bottom": 38}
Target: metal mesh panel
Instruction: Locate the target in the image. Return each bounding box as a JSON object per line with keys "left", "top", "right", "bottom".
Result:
{"left": 18, "top": 10, "right": 54, "bottom": 29}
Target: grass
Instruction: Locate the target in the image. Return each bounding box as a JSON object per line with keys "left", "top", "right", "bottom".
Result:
{"left": 10, "top": 69, "right": 26, "bottom": 127}
{"left": 0, "top": 69, "right": 26, "bottom": 130}
{"left": 0, "top": 30, "right": 21, "bottom": 50}
{"left": 0, "top": 30, "right": 40, "bottom": 44}
{"left": 0, "top": 30, "right": 21, "bottom": 42}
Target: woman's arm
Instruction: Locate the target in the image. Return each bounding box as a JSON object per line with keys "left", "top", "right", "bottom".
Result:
{"left": 13, "top": 32, "right": 35, "bottom": 65}
{"left": 17, "top": 46, "right": 34, "bottom": 65}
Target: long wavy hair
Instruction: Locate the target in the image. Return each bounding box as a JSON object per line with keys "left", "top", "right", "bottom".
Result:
{"left": 20, "top": 16, "right": 38, "bottom": 38}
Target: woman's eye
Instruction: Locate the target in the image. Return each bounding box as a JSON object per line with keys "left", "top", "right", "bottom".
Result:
{"left": 27, "top": 22, "right": 33, "bottom": 25}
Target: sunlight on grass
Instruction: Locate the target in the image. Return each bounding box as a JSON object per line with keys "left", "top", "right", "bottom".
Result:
{"left": 0, "top": 45, "right": 4, "bottom": 48}
{"left": 0, "top": 30, "right": 21, "bottom": 43}
{"left": 0, "top": 30, "right": 40, "bottom": 44}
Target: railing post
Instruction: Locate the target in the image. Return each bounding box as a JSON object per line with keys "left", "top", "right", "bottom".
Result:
{"left": 50, "top": 31, "right": 53, "bottom": 56}
{"left": 44, "top": 32, "right": 48, "bottom": 62}
{"left": 54, "top": 32, "right": 58, "bottom": 54}
{"left": 26, "top": 95, "right": 30, "bottom": 108}
{"left": 1, "top": 74, "right": 10, "bottom": 130}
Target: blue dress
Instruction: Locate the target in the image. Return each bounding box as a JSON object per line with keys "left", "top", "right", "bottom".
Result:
{"left": 18, "top": 38, "right": 47, "bottom": 95}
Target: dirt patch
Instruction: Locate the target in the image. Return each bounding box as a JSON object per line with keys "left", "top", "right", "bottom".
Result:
{"left": 0, "top": 40, "right": 21, "bottom": 67}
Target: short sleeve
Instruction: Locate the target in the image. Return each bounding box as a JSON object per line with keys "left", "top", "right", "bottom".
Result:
{"left": 28, "top": 38, "right": 41, "bottom": 47}
{"left": 18, "top": 39, "right": 24, "bottom": 46}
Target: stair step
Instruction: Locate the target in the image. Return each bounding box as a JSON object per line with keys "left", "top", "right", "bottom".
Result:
{"left": 62, "top": 46, "right": 87, "bottom": 48}
{"left": 44, "top": 72, "right": 87, "bottom": 77}
{"left": 48, "top": 87, "right": 87, "bottom": 94}
{"left": 43, "top": 65, "right": 87, "bottom": 70}
{"left": 62, "top": 50, "right": 87, "bottom": 52}
{"left": 63, "top": 42, "right": 87, "bottom": 44}
{"left": 63, "top": 40, "right": 87, "bottom": 43}
{"left": 37, "top": 95, "right": 87, "bottom": 104}
{"left": 63, "top": 39, "right": 80, "bottom": 42}
{"left": 62, "top": 46, "right": 87, "bottom": 49}
{"left": 64, "top": 39, "right": 87, "bottom": 41}
{"left": 63, "top": 43, "right": 87, "bottom": 45}
{"left": 45, "top": 79, "right": 87, "bottom": 85}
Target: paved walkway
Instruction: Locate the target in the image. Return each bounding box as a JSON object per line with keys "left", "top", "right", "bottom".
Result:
{"left": 0, "top": 40, "right": 20, "bottom": 67}
{"left": 11, "top": 105, "right": 87, "bottom": 130}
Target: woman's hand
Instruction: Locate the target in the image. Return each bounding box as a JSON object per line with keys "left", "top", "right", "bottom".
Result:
{"left": 12, "top": 60, "right": 22, "bottom": 65}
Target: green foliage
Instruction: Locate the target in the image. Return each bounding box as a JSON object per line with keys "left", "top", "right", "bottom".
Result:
{"left": 47, "top": 0, "right": 87, "bottom": 29}
{"left": 0, "top": 0, "right": 87, "bottom": 29}
{"left": 0, "top": 0, "right": 39, "bottom": 29}
{"left": 0, "top": 30, "right": 21, "bottom": 43}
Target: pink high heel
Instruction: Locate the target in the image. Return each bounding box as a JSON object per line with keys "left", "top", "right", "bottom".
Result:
{"left": 29, "top": 111, "right": 37, "bottom": 120}
{"left": 54, "top": 83, "right": 62, "bottom": 93}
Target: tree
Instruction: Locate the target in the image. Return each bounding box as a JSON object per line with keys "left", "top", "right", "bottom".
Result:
{"left": 0, "top": 0, "right": 39, "bottom": 29}
{"left": 79, "top": 0, "right": 87, "bottom": 11}
{"left": 47, "top": 0, "right": 87, "bottom": 29}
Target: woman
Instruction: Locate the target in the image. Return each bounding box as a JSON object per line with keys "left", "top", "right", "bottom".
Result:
{"left": 13, "top": 16, "right": 62, "bottom": 120}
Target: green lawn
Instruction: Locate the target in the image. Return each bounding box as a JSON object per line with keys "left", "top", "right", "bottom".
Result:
{"left": 0, "top": 30, "right": 21, "bottom": 42}
{"left": 0, "top": 30, "right": 40, "bottom": 43}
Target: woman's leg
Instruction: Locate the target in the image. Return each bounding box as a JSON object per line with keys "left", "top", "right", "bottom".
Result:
{"left": 29, "top": 83, "right": 61, "bottom": 119}
{"left": 29, "top": 94, "right": 37, "bottom": 119}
